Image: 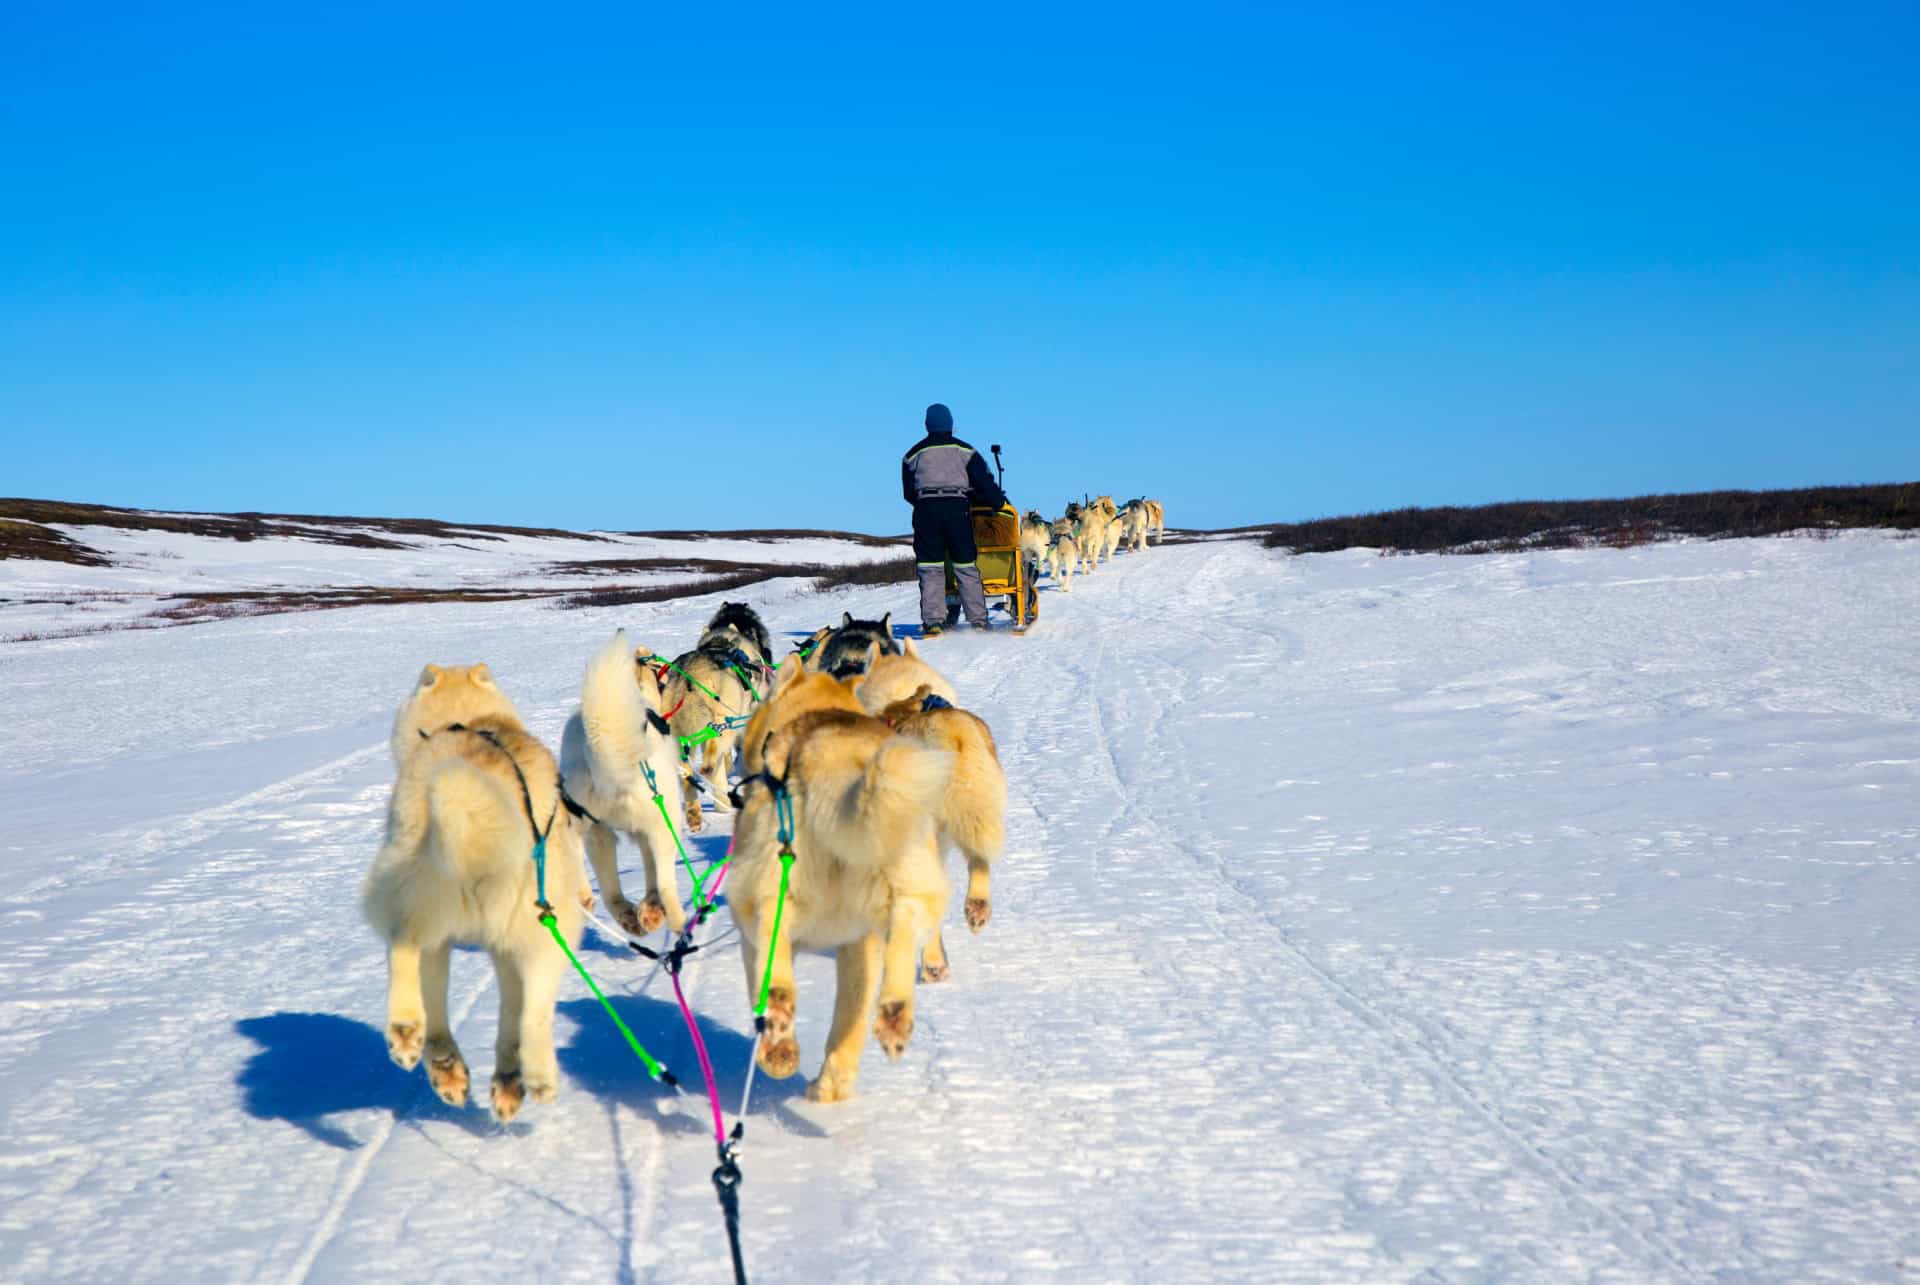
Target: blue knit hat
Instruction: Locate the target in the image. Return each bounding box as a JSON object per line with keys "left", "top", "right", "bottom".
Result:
{"left": 925, "top": 403, "right": 953, "bottom": 433}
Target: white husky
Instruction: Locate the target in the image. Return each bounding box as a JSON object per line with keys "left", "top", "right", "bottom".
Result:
{"left": 559, "top": 631, "right": 691, "bottom": 937}
{"left": 1118, "top": 501, "right": 1150, "bottom": 553}
{"left": 1045, "top": 529, "right": 1081, "bottom": 590}
{"left": 362, "top": 662, "right": 587, "bottom": 1122}
{"left": 1077, "top": 497, "right": 1121, "bottom": 567}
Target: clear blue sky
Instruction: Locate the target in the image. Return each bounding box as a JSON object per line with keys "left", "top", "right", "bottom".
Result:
{"left": 2, "top": 2, "right": 1915, "bottom": 533}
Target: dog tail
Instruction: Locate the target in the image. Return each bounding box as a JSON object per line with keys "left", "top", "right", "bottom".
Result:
{"left": 814, "top": 737, "right": 953, "bottom": 875}
{"left": 939, "top": 718, "right": 1007, "bottom": 868}
{"left": 580, "top": 629, "right": 657, "bottom": 795}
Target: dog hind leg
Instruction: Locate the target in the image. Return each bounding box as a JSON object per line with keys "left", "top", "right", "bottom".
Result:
{"left": 919, "top": 930, "right": 950, "bottom": 983}
{"left": 489, "top": 950, "right": 527, "bottom": 1122}
{"left": 384, "top": 941, "right": 427, "bottom": 1070}
{"left": 873, "top": 895, "right": 935, "bottom": 1060}
{"left": 420, "top": 942, "right": 469, "bottom": 1107}
{"left": 585, "top": 819, "right": 651, "bottom": 937}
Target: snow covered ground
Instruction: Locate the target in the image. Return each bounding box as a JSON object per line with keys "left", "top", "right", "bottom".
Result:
{"left": 2, "top": 530, "right": 1917, "bottom": 1281}
{"left": 2, "top": 517, "right": 898, "bottom": 640}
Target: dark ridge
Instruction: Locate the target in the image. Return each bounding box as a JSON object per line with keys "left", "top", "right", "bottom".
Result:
{"left": 0, "top": 498, "right": 610, "bottom": 551}
{"left": 806, "top": 556, "right": 919, "bottom": 590}
{"left": 1257, "top": 483, "right": 1920, "bottom": 555}
{"left": 0, "top": 518, "right": 112, "bottom": 566}
{"left": 622, "top": 527, "right": 908, "bottom": 548}
{"left": 556, "top": 556, "right": 918, "bottom": 608}
{"left": 541, "top": 556, "right": 793, "bottom": 577}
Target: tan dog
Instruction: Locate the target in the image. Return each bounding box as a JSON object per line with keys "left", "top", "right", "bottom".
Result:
{"left": 559, "top": 631, "right": 690, "bottom": 936}
{"left": 1046, "top": 529, "right": 1081, "bottom": 590}
{"left": 1076, "top": 497, "right": 1118, "bottom": 568}
{"left": 852, "top": 637, "right": 959, "bottom": 715}
{"left": 1143, "top": 498, "right": 1166, "bottom": 543}
{"left": 795, "top": 625, "right": 835, "bottom": 671}
{"left": 875, "top": 686, "right": 1008, "bottom": 981}
{"left": 362, "top": 663, "right": 587, "bottom": 1123}
{"left": 729, "top": 707, "right": 952, "bottom": 1103}
{"left": 740, "top": 654, "right": 865, "bottom": 777}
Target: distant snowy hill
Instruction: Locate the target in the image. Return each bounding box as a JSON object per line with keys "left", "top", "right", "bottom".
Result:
{"left": 1, "top": 500, "right": 904, "bottom": 641}
{"left": 1, "top": 522, "right": 1916, "bottom": 1281}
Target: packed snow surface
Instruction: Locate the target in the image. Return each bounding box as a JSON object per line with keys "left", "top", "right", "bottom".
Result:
{"left": 1, "top": 532, "right": 1917, "bottom": 1281}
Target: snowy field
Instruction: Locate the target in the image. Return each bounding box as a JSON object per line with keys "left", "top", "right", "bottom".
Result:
{"left": 2, "top": 530, "right": 1918, "bottom": 1282}
{"left": 2, "top": 518, "right": 896, "bottom": 640}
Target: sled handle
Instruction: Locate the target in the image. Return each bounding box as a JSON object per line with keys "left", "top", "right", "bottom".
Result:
{"left": 990, "top": 443, "right": 1004, "bottom": 487}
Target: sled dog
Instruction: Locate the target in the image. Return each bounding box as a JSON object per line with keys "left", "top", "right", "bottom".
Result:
{"left": 1046, "top": 529, "right": 1081, "bottom": 590}
{"left": 1118, "top": 501, "right": 1150, "bottom": 553}
{"left": 874, "top": 685, "right": 1007, "bottom": 980}
{"left": 362, "top": 662, "right": 587, "bottom": 1123}
{"left": 741, "top": 654, "right": 865, "bottom": 776}
{"left": 794, "top": 624, "right": 836, "bottom": 669}
{"left": 729, "top": 703, "right": 953, "bottom": 1103}
{"left": 1142, "top": 498, "right": 1166, "bottom": 543}
{"left": 852, "top": 636, "right": 959, "bottom": 714}
{"left": 816, "top": 611, "right": 899, "bottom": 679}
{"left": 657, "top": 631, "right": 764, "bottom": 832}
{"left": 1076, "top": 499, "right": 1118, "bottom": 568}
{"left": 558, "top": 632, "right": 691, "bottom": 935}
{"left": 701, "top": 600, "right": 773, "bottom": 670}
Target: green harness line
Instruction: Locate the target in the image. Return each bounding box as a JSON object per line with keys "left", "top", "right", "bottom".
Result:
{"left": 539, "top": 910, "right": 673, "bottom": 1083}
{"left": 754, "top": 784, "right": 799, "bottom": 1015}
{"left": 637, "top": 759, "right": 707, "bottom": 901}
{"left": 654, "top": 656, "right": 723, "bottom": 703}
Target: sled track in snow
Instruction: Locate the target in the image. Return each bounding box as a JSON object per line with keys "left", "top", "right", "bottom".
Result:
{"left": 1079, "top": 548, "right": 1701, "bottom": 1280}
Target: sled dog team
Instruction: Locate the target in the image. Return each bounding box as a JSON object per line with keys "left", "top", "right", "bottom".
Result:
{"left": 361, "top": 603, "right": 1006, "bottom": 1121}
{"left": 1018, "top": 494, "right": 1165, "bottom": 594}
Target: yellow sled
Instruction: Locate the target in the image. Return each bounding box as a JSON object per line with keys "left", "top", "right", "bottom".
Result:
{"left": 944, "top": 501, "right": 1038, "bottom": 634}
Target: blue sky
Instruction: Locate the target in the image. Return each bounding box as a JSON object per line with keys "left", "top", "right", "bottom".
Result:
{"left": 2, "top": 2, "right": 1915, "bottom": 533}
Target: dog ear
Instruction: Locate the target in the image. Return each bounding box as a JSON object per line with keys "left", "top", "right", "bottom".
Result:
{"left": 418, "top": 664, "right": 443, "bottom": 689}
{"left": 841, "top": 611, "right": 853, "bottom": 627}
{"left": 863, "top": 640, "right": 880, "bottom": 669}
{"left": 470, "top": 663, "right": 495, "bottom": 688}
{"left": 902, "top": 637, "right": 920, "bottom": 659}
{"left": 772, "top": 653, "right": 804, "bottom": 695}
{"left": 879, "top": 612, "right": 892, "bottom": 634}
{"left": 913, "top": 683, "right": 932, "bottom": 702}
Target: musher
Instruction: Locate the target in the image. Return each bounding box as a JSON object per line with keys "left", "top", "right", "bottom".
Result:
{"left": 902, "top": 402, "right": 1005, "bottom": 636}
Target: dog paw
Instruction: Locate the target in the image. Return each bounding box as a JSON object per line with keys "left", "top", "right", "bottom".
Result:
{"left": 577, "top": 887, "right": 597, "bottom": 913}
{"left": 609, "top": 898, "right": 644, "bottom": 937}
{"left": 490, "top": 1071, "right": 524, "bottom": 1123}
{"left": 918, "top": 948, "right": 950, "bottom": 984}
{"left": 763, "top": 986, "right": 795, "bottom": 1039}
{"left": 758, "top": 1036, "right": 800, "bottom": 1079}
{"left": 872, "top": 1000, "right": 914, "bottom": 1060}
{"left": 806, "top": 1067, "right": 856, "bottom": 1103}
{"left": 386, "top": 1021, "right": 424, "bottom": 1070}
{"left": 638, "top": 892, "right": 667, "bottom": 935}
{"left": 428, "top": 1051, "right": 470, "bottom": 1107}
{"left": 684, "top": 803, "right": 704, "bottom": 834}
{"left": 965, "top": 897, "right": 991, "bottom": 932}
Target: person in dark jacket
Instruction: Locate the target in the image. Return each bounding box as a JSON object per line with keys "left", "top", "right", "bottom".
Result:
{"left": 901, "top": 402, "right": 1005, "bottom": 635}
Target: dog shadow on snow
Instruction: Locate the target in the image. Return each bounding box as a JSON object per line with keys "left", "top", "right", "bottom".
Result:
{"left": 234, "top": 1011, "right": 498, "bottom": 1150}
{"left": 556, "top": 990, "right": 809, "bottom": 1137}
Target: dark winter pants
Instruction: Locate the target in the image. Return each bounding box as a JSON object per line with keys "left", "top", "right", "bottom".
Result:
{"left": 912, "top": 498, "right": 988, "bottom": 629}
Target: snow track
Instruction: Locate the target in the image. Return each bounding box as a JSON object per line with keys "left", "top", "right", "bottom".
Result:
{"left": 2, "top": 534, "right": 1918, "bottom": 1280}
